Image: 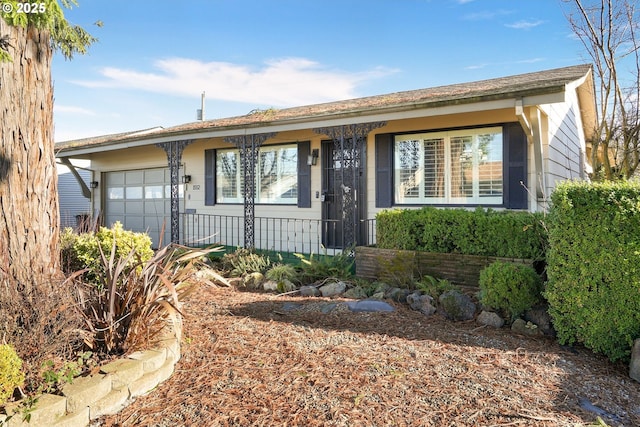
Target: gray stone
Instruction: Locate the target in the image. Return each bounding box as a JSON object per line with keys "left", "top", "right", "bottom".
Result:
{"left": 262, "top": 280, "right": 279, "bottom": 291}
{"left": 407, "top": 292, "right": 437, "bottom": 316}
{"left": 387, "top": 287, "right": 410, "bottom": 303}
{"left": 300, "top": 285, "right": 321, "bottom": 297}
{"left": 343, "top": 286, "right": 369, "bottom": 299}
{"left": 511, "top": 318, "right": 543, "bottom": 336}
{"left": 371, "top": 291, "right": 386, "bottom": 300}
{"left": 524, "top": 305, "right": 555, "bottom": 336}
{"left": 439, "top": 290, "right": 476, "bottom": 321}
{"left": 281, "top": 302, "right": 302, "bottom": 312}
{"left": 630, "top": 339, "right": 640, "bottom": 382}
{"left": 477, "top": 310, "right": 505, "bottom": 328}
{"left": 321, "top": 303, "right": 339, "bottom": 314}
{"left": 372, "top": 281, "right": 390, "bottom": 294}
{"left": 345, "top": 300, "right": 395, "bottom": 312}
{"left": 319, "top": 281, "right": 347, "bottom": 297}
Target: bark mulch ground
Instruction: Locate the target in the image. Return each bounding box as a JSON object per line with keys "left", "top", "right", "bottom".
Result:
{"left": 96, "top": 285, "right": 640, "bottom": 427}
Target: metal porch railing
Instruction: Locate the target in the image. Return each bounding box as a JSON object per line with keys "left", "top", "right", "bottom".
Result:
{"left": 179, "top": 213, "right": 376, "bottom": 254}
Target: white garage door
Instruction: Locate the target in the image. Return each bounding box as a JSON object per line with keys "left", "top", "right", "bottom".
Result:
{"left": 104, "top": 168, "right": 182, "bottom": 247}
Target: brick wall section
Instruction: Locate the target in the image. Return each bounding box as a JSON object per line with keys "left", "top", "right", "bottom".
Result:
{"left": 0, "top": 321, "right": 182, "bottom": 427}
{"left": 356, "top": 246, "right": 535, "bottom": 287}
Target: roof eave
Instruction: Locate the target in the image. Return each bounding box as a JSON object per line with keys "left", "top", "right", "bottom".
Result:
{"left": 56, "top": 85, "right": 569, "bottom": 157}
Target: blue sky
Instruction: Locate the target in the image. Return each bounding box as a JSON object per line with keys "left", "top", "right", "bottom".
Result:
{"left": 52, "top": 0, "right": 586, "bottom": 142}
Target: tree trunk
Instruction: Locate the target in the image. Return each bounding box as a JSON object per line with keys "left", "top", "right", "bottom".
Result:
{"left": 0, "top": 18, "right": 60, "bottom": 293}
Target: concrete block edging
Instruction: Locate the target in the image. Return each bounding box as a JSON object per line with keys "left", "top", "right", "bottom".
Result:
{"left": 0, "top": 319, "right": 182, "bottom": 427}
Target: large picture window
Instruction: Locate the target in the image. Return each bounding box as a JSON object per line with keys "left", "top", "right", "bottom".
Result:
{"left": 216, "top": 144, "right": 298, "bottom": 204}
{"left": 394, "top": 127, "right": 503, "bottom": 205}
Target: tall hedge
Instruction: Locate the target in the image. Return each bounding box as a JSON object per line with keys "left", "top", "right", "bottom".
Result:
{"left": 545, "top": 181, "right": 640, "bottom": 362}
{"left": 376, "top": 207, "right": 547, "bottom": 260}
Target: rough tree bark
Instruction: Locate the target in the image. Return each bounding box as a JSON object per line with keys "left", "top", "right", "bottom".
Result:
{"left": 0, "top": 17, "right": 60, "bottom": 293}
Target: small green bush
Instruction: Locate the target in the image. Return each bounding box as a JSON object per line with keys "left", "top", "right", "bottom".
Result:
{"left": 479, "top": 261, "right": 543, "bottom": 320}
{"left": 63, "top": 222, "right": 154, "bottom": 286}
{"left": 222, "top": 248, "right": 272, "bottom": 277}
{"left": 376, "top": 207, "right": 547, "bottom": 260}
{"left": 294, "top": 246, "right": 354, "bottom": 282}
{"left": 416, "top": 275, "right": 457, "bottom": 300}
{"left": 0, "top": 344, "right": 25, "bottom": 405}
{"left": 545, "top": 180, "right": 640, "bottom": 362}
{"left": 265, "top": 263, "right": 298, "bottom": 283}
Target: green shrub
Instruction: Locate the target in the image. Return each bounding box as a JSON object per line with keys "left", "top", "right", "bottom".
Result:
{"left": 545, "top": 180, "right": 640, "bottom": 362}
{"left": 63, "top": 222, "right": 154, "bottom": 286}
{"left": 376, "top": 207, "right": 547, "bottom": 260}
{"left": 294, "top": 246, "right": 354, "bottom": 282}
{"left": 222, "top": 248, "right": 272, "bottom": 277}
{"left": 265, "top": 263, "right": 298, "bottom": 283}
{"left": 479, "top": 261, "right": 543, "bottom": 320}
{"left": 416, "top": 275, "right": 457, "bottom": 300}
{"left": 0, "top": 344, "right": 25, "bottom": 405}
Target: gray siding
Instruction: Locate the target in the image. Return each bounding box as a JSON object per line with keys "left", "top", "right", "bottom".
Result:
{"left": 58, "top": 169, "right": 91, "bottom": 229}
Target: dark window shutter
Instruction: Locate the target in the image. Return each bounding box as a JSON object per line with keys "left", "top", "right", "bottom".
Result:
{"left": 204, "top": 149, "right": 216, "bottom": 206}
{"left": 297, "top": 141, "right": 311, "bottom": 208}
{"left": 504, "top": 123, "right": 528, "bottom": 209}
{"left": 375, "top": 133, "right": 393, "bottom": 208}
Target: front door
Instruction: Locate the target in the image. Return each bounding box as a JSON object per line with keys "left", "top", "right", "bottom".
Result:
{"left": 321, "top": 140, "right": 366, "bottom": 249}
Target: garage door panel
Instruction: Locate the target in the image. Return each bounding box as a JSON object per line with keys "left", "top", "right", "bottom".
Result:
{"left": 125, "top": 171, "right": 144, "bottom": 185}
{"left": 124, "top": 200, "right": 144, "bottom": 214}
{"left": 145, "top": 169, "right": 165, "bottom": 183}
{"left": 107, "top": 201, "right": 125, "bottom": 214}
{"left": 105, "top": 167, "right": 180, "bottom": 248}
{"left": 106, "top": 172, "right": 124, "bottom": 185}
{"left": 125, "top": 216, "right": 144, "bottom": 231}
{"left": 144, "top": 200, "right": 165, "bottom": 215}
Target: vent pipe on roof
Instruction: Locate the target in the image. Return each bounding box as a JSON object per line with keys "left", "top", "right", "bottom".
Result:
{"left": 196, "top": 91, "right": 205, "bottom": 121}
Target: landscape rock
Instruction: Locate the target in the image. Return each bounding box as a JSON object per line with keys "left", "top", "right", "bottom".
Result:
{"left": 262, "top": 280, "right": 279, "bottom": 291}
{"left": 343, "top": 286, "right": 368, "bottom": 299}
{"left": 511, "top": 319, "right": 543, "bottom": 336}
{"left": 630, "top": 339, "right": 640, "bottom": 382}
{"left": 406, "top": 292, "right": 436, "bottom": 316}
{"left": 299, "top": 285, "right": 321, "bottom": 297}
{"left": 477, "top": 311, "right": 505, "bottom": 328}
{"left": 439, "top": 290, "right": 476, "bottom": 321}
{"left": 345, "top": 300, "right": 395, "bottom": 313}
{"left": 387, "top": 287, "right": 410, "bottom": 303}
{"left": 243, "top": 272, "right": 264, "bottom": 289}
{"left": 281, "top": 302, "right": 302, "bottom": 312}
{"left": 371, "top": 291, "right": 386, "bottom": 300}
{"left": 319, "top": 281, "right": 347, "bottom": 297}
{"left": 321, "top": 303, "right": 339, "bottom": 314}
{"left": 524, "top": 305, "right": 555, "bottom": 336}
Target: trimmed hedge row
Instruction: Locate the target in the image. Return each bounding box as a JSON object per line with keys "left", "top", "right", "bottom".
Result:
{"left": 376, "top": 207, "right": 547, "bottom": 260}
{"left": 545, "top": 180, "right": 640, "bottom": 362}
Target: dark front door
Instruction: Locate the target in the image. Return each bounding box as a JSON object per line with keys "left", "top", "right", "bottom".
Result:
{"left": 321, "top": 140, "right": 366, "bottom": 249}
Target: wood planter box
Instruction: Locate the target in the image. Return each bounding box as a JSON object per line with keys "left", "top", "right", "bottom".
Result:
{"left": 355, "top": 246, "right": 536, "bottom": 287}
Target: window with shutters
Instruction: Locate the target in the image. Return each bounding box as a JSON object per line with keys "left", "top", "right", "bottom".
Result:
{"left": 394, "top": 127, "right": 503, "bottom": 205}
{"left": 215, "top": 144, "right": 298, "bottom": 204}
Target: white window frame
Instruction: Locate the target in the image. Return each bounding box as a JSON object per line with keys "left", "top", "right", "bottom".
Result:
{"left": 216, "top": 143, "right": 298, "bottom": 204}
{"left": 394, "top": 127, "right": 503, "bottom": 205}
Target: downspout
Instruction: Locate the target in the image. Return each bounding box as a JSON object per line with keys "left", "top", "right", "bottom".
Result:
{"left": 58, "top": 157, "right": 91, "bottom": 199}
{"left": 515, "top": 99, "right": 546, "bottom": 209}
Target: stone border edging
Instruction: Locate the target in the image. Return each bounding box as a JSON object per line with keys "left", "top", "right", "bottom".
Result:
{"left": 0, "top": 320, "right": 182, "bottom": 427}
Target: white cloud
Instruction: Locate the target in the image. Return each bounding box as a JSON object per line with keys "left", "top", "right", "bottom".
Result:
{"left": 71, "top": 57, "right": 398, "bottom": 107}
{"left": 505, "top": 20, "right": 545, "bottom": 30}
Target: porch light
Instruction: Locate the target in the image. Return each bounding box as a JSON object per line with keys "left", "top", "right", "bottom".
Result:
{"left": 307, "top": 149, "right": 319, "bottom": 166}
{"left": 89, "top": 181, "right": 99, "bottom": 189}
{"left": 182, "top": 175, "right": 192, "bottom": 184}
